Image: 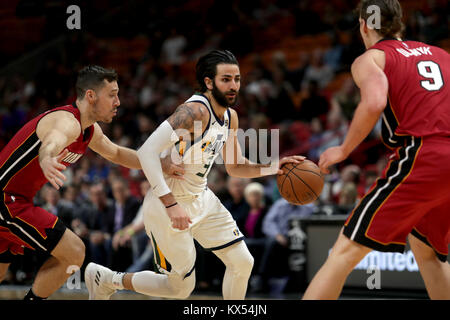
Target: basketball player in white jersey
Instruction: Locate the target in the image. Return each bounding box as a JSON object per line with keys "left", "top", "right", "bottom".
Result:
{"left": 85, "top": 50, "right": 304, "bottom": 300}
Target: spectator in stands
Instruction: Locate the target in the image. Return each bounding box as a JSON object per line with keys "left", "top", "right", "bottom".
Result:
{"left": 323, "top": 32, "right": 345, "bottom": 72}
{"left": 87, "top": 156, "right": 110, "bottom": 183}
{"left": 113, "top": 180, "right": 153, "bottom": 273}
{"left": 223, "top": 177, "right": 250, "bottom": 232}
{"left": 160, "top": 27, "right": 187, "bottom": 65}
{"left": 253, "top": 198, "right": 316, "bottom": 294}
{"left": 335, "top": 182, "right": 358, "bottom": 215}
{"left": 316, "top": 107, "right": 348, "bottom": 156}
{"left": 40, "top": 184, "right": 74, "bottom": 228}
{"left": 301, "top": 49, "right": 334, "bottom": 90}
{"left": 332, "top": 77, "right": 360, "bottom": 121}
{"left": 243, "top": 182, "right": 268, "bottom": 240}
{"left": 242, "top": 182, "right": 269, "bottom": 292}
{"left": 72, "top": 182, "right": 113, "bottom": 268}
{"left": 307, "top": 117, "right": 325, "bottom": 162}
{"left": 106, "top": 178, "right": 141, "bottom": 271}
{"left": 298, "top": 80, "right": 329, "bottom": 123}
{"left": 266, "top": 65, "right": 297, "bottom": 124}
{"left": 331, "top": 164, "right": 361, "bottom": 204}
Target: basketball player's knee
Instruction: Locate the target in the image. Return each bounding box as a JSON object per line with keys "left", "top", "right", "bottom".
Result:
{"left": 331, "top": 236, "right": 369, "bottom": 268}
{"left": 170, "top": 272, "right": 196, "bottom": 299}
{"left": 240, "top": 251, "right": 254, "bottom": 277}
{"left": 65, "top": 237, "right": 85, "bottom": 267}
{"left": 231, "top": 248, "right": 254, "bottom": 278}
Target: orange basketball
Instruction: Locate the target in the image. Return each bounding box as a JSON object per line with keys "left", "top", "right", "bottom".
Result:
{"left": 276, "top": 160, "right": 324, "bottom": 205}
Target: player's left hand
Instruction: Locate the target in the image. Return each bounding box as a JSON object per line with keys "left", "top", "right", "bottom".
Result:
{"left": 318, "top": 146, "right": 347, "bottom": 174}
{"left": 277, "top": 155, "right": 306, "bottom": 174}
{"left": 161, "top": 151, "right": 185, "bottom": 180}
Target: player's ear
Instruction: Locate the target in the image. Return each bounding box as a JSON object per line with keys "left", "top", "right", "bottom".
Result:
{"left": 205, "top": 77, "right": 213, "bottom": 91}
{"left": 85, "top": 89, "right": 97, "bottom": 103}
{"left": 360, "top": 18, "right": 369, "bottom": 35}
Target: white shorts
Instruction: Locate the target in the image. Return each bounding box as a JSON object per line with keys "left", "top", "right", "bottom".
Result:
{"left": 142, "top": 187, "right": 244, "bottom": 277}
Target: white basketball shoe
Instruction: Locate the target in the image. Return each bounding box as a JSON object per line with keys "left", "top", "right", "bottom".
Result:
{"left": 85, "top": 262, "right": 117, "bottom": 300}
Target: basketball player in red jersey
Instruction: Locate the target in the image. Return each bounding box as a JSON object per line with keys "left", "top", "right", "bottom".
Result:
{"left": 0, "top": 65, "right": 183, "bottom": 300}
{"left": 303, "top": 0, "right": 450, "bottom": 299}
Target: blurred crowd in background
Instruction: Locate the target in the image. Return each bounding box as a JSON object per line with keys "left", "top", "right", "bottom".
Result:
{"left": 0, "top": 0, "right": 448, "bottom": 296}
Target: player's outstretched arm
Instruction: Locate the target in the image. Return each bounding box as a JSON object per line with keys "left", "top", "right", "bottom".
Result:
{"left": 89, "top": 123, "right": 141, "bottom": 169}
{"left": 222, "top": 108, "right": 305, "bottom": 178}
{"left": 88, "top": 123, "right": 185, "bottom": 177}
{"left": 319, "top": 50, "right": 388, "bottom": 174}
{"left": 137, "top": 102, "right": 208, "bottom": 230}
{"left": 36, "top": 111, "right": 81, "bottom": 189}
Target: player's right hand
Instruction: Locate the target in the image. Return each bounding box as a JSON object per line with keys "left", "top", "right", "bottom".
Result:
{"left": 166, "top": 204, "right": 192, "bottom": 230}
{"left": 39, "top": 149, "right": 68, "bottom": 190}
{"left": 318, "top": 146, "right": 347, "bottom": 174}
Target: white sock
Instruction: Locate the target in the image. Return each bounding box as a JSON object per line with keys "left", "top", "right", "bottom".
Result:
{"left": 111, "top": 272, "right": 125, "bottom": 290}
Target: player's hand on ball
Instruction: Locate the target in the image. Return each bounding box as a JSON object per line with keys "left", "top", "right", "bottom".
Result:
{"left": 161, "top": 151, "right": 185, "bottom": 180}
{"left": 277, "top": 155, "right": 306, "bottom": 175}
{"left": 166, "top": 204, "right": 192, "bottom": 230}
{"left": 318, "top": 146, "right": 347, "bottom": 174}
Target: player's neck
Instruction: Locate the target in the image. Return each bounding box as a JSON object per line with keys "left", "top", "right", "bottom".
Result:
{"left": 365, "top": 32, "right": 384, "bottom": 49}
{"left": 75, "top": 99, "right": 96, "bottom": 131}
{"left": 204, "top": 92, "right": 227, "bottom": 121}
{"left": 365, "top": 32, "right": 402, "bottom": 49}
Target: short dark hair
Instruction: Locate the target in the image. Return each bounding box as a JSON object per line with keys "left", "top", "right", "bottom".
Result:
{"left": 76, "top": 65, "right": 118, "bottom": 99}
{"left": 357, "top": 0, "right": 405, "bottom": 38}
{"left": 195, "top": 50, "right": 239, "bottom": 92}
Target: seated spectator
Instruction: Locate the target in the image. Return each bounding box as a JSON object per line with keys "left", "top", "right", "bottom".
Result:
{"left": 112, "top": 180, "right": 153, "bottom": 273}
{"left": 335, "top": 182, "right": 358, "bottom": 215}
{"left": 301, "top": 49, "right": 334, "bottom": 90}
{"left": 40, "top": 184, "right": 74, "bottom": 228}
{"left": 316, "top": 108, "right": 348, "bottom": 156}
{"left": 223, "top": 176, "right": 250, "bottom": 231}
{"left": 243, "top": 182, "right": 268, "bottom": 239}
{"left": 307, "top": 117, "right": 325, "bottom": 162}
{"left": 331, "top": 77, "right": 360, "bottom": 121}
{"left": 330, "top": 164, "right": 360, "bottom": 204}
{"left": 252, "top": 198, "right": 316, "bottom": 295}
{"left": 242, "top": 182, "right": 269, "bottom": 292}
{"left": 72, "top": 182, "right": 113, "bottom": 270}
{"left": 106, "top": 178, "right": 141, "bottom": 271}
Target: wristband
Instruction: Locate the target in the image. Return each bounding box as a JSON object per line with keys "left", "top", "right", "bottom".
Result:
{"left": 165, "top": 202, "right": 178, "bottom": 209}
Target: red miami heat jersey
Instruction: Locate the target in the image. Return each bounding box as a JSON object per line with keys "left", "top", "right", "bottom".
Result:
{"left": 0, "top": 103, "right": 94, "bottom": 201}
{"left": 370, "top": 39, "right": 450, "bottom": 148}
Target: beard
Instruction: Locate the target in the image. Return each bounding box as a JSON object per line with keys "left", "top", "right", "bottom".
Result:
{"left": 212, "top": 81, "right": 238, "bottom": 108}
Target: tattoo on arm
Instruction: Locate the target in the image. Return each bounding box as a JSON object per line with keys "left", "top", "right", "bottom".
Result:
{"left": 167, "top": 104, "right": 204, "bottom": 131}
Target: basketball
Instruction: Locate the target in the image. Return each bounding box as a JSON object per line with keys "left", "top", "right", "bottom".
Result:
{"left": 277, "top": 160, "right": 324, "bottom": 205}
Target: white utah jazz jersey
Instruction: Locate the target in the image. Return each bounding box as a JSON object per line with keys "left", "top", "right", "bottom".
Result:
{"left": 164, "top": 94, "right": 230, "bottom": 197}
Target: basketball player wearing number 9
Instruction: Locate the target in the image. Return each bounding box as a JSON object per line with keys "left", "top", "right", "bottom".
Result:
{"left": 304, "top": 0, "right": 450, "bottom": 300}
{"left": 417, "top": 61, "right": 444, "bottom": 91}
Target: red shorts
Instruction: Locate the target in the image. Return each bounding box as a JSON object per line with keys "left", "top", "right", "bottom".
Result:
{"left": 344, "top": 136, "right": 450, "bottom": 262}
{"left": 0, "top": 192, "right": 66, "bottom": 263}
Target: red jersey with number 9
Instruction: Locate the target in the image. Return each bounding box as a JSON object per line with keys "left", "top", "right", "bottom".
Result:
{"left": 370, "top": 39, "right": 450, "bottom": 148}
